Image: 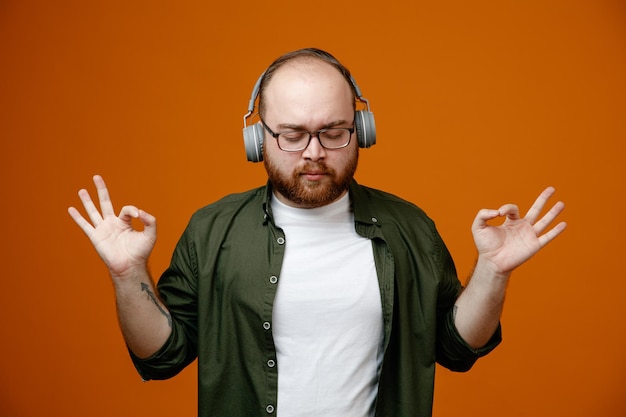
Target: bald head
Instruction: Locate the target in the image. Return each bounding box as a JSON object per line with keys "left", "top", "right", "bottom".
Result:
{"left": 258, "top": 48, "right": 357, "bottom": 119}
{"left": 261, "top": 59, "right": 355, "bottom": 132}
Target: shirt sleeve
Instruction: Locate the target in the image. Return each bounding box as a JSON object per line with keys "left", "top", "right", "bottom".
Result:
{"left": 129, "top": 222, "right": 200, "bottom": 381}
{"left": 433, "top": 228, "right": 502, "bottom": 372}
{"left": 436, "top": 307, "right": 502, "bottom": 372}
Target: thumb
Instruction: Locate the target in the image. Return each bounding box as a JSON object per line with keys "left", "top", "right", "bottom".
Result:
{"left": 137, "top": 209, "right": 157, "bottom": 242}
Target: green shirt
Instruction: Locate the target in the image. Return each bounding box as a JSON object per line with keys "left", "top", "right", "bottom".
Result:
{"left": 131, "top": 181, "right": 501, "bottom": 417}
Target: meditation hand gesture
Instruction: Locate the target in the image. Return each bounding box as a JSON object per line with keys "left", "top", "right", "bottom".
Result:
{"left": 471, "top": 187, "right": 566, "bottom": 276}
{"left": 68, "top": 175, "right": 157, "bottom": 280}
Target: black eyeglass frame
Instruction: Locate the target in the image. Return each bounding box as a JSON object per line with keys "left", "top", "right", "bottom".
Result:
{"left": 260, "top": 119, "right": 355, "bottom": 152}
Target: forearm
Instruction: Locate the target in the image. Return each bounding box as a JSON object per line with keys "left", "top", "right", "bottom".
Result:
{"left": 111, "top": 268, "right": 172, "bottom": 359}
{"left": 454, "top": 257, "right": 510, "bottom": 349}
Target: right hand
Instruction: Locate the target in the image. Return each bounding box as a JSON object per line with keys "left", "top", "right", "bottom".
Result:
{"left": 68, "top": 175, "right": 157, "bottom": 279}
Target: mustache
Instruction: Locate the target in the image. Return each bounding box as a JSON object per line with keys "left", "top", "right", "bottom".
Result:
{"left": 297, "top": 162, "right": 333, "bottom": 175}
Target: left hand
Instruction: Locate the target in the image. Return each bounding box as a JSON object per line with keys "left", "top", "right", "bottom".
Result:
{"left": 472, "top": 187, "right": 567, "bottom": 276}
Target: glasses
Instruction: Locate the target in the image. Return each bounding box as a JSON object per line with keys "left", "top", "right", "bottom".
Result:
{"left": 261, "top": 119, "right": 354, "bottom": 152}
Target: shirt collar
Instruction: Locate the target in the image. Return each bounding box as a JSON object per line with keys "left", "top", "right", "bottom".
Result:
{"left": 349, "top": 180, "right": 381, "bottom": 226}
{"left": 261, "top": 179, "right": 380, "bottom": 227}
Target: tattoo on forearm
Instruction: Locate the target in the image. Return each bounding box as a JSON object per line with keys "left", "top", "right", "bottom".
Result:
{"left": 453, "top": 305, "right": 458, "bottom": 321}
{"left": 140, "top": 282, "right": 172, "bottom": 328}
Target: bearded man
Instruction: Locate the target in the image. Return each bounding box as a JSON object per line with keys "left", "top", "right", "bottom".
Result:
{"left": 69, "top": 48, "right": 566, "bottom": 417}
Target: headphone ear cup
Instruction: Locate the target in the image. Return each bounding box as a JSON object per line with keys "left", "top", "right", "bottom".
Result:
{"left": 354, "top": 110, "right": 376, "bottom": 148}
{"left": 243, "top": 122, "right": 265, "bottom": 162}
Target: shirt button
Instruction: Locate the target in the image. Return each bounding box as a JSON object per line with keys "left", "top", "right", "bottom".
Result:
{"left": 267, "top": 359, "right": 275, "bottom": 368}
{"left": 371, "top": 217, "right": 378, "bottom": 223}
{"left": 277, "top": 237, "right": 285, "bottom": 245}
{"left": 269, "top": 275, "right": 278, "bottom": 284}
{"left": 266, "top": 404, "right": 275, "bottom": 414}
{"left": 263, "top": 321, "right": 271, "bottom": 330}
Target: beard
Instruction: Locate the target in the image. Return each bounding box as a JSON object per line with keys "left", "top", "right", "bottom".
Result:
{"left": 264, "top": 150, "right": 358, "bottom": 208}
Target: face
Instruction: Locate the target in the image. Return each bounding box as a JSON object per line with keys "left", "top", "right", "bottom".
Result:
{"left": 262, "top": 59, "right": 358, "bottom": 208}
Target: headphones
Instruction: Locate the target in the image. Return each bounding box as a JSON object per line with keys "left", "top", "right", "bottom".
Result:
{"left": 242, "top": 72, "right": 376, "bottom": 162}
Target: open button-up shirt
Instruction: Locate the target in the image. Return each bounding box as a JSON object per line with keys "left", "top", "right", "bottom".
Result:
{"left": 131, "top": 180, "right": 501, "bottom": 417}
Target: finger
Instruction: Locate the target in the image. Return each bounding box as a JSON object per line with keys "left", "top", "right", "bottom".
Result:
{"left": 533, "top": 200, "right": 566, "bottom": 235}
{"left": 138, "top": 209, "right": 158, "bottom": 242}
{"left": 93, "top": 175, "right": 116, "bottom": 217}
{"left": 118, "top": 205, "right": 141, "bottom": 223}
{"left": 68, "top": 206, "right": 95, "bottom": 238}
{"left": 498, "top": 203, "right": 521, "bottom": 221}
{"left": 537, "top": 221, "right": 567, "bottom": 247}
{"left": 77, "top": 188, "right": 104, "bottom": 226}
{"left": 471, "top": 208, "right": 500, "bottom": 233}
{"left": 524, "top": 186, "right": 555, "bottom": 223}
{"left": 118, "top": 206, "right": 157, "bottom": 243}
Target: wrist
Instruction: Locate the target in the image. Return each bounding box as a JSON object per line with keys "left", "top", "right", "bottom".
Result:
{"left": 109, "top": 264, "right": 151, "bottom": 287}
{"left": 474, "top": 255, "right": 511, "bottom": 281}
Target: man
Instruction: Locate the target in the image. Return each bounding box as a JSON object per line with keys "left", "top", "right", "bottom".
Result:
{"left": 68, "top": 48, "right": 566, "bottom": 416}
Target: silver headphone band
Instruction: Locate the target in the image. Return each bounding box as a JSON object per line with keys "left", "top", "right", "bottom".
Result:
{"left": 245, "top": 71, "right": 371, "bottom": 121}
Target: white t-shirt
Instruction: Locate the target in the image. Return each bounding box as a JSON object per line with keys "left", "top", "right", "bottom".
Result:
{"left": 271, "top": 192, "right": 384, "bottom": 417}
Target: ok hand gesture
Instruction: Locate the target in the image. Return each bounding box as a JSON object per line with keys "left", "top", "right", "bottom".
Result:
{"left": 68, "top": 175, "right": 157, "bottom": 279}
{"left": 472, "top": 187, "right": 566, "bottom": 276}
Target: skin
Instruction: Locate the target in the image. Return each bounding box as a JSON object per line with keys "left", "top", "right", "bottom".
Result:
{"left": 454, "top": 187, "right": 566, "bottom": 347}
{"left": 68, "top": 58, "right": 567, "bottom": 359}
{"left": 68, "top": 176, "right": 169, "bottom": 357}
{"left": 262, "top": 59, "right": 358, "bottom": 208}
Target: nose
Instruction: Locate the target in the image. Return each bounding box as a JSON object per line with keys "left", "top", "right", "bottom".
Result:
{"left": 301, "top": 135, "right": 327, "bottom": 161}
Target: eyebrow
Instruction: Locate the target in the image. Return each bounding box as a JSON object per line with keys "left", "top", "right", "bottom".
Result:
{"left": 276, "top": 119, "right": 350, "bottom": 131}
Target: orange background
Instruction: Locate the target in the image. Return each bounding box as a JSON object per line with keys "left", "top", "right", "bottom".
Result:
{"left": 1, "top": 1, "right": 625, "bottom": 416}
